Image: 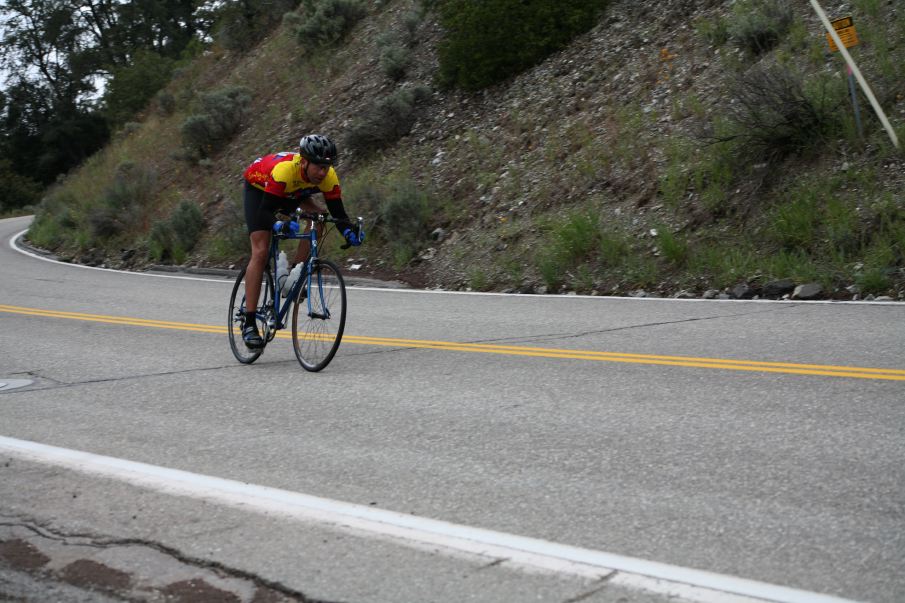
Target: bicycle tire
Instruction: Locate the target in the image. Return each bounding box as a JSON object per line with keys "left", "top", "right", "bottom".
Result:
{"left": 291, "top": 259, "right": 347, "bottom": 372}
{"left": 228, "top": 265, "right": 274, "bottom": 364}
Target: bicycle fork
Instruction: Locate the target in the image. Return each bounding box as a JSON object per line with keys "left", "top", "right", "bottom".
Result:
{"left": 304, "top": 264, "right": 330, "bottom": 320}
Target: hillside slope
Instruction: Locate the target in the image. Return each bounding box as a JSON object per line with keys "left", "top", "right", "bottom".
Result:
{"left": 28, "top": 0, "right": 905, "bottom": 300}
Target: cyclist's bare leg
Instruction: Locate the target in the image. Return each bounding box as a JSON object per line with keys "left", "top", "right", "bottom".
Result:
{"left": 245, "top": 230, "right": 271, "bottom": 318}
{"left": 292, "top": 199, "right": 327, "bottom": 265}
{"left": 292, "top": 222, "right": 325, "bottom": 265}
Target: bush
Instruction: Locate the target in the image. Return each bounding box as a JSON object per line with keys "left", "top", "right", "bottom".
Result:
{"left": 149, "top": 200, "right": 204, "bottom": 263}
{"left": 696, "top": 16, "right": 730, "bottom": 47}
{"left": 376, "top": 10, "right": 422, "bottom": 81}
{"left": 379, "top": 41, "right": 411, "bottom": 81}
{"left": 295, "top": 0, "right": 366, "bottom": 48}
{"left": 180, "top": 87, "right": 252, "bottom": 158}
{"left": 536, "top": 210, "right": 610, "bottom": 290}
{"left": 655, "top": 227, "right": 689, "bottom": 266}
{"left": 155, "top": 91, "right": 176, "bottom": 116}
{"left": 856, "top": 240, "right": 896, "bottom": 294}
{"left": 377, "top": 178, "right": 432, "bottom": 266}
{"left": 27, "top": 191, "right": 78, "bottom": 250}
{"left": 216, "top": 0, "right": 300, "bottom": 51}
{"left": 720, "top": 65, "right": 842, "bottom": 163}
{"left": 206, "top": 201, "right": 248, "bottom": 262}
{"left": 728, "top": 0, "right": 794, "bottom": 56}
{"left": 88, "top": 162, "right": 158, "bottom": 241}
{"left": 345, "top": 86, "right": 430, "bottom": 154}
{"left": 434, "top": 0, "right": 610, "bottom": 91}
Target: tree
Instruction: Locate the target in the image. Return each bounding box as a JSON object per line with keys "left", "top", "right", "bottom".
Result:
{"left": 0, "top": 0, "right": 217, "bottom": 187}
{"left": 103, "top": 50, "right": 176, "bottom": 126}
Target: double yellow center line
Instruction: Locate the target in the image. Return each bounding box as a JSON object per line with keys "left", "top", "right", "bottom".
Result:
{"left": 2, "top": 304, "right": 904, "bottom": 381}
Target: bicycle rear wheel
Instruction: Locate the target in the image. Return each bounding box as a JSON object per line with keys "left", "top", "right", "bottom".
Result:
{"left": 228, "top": 265, "right": 274, "bottom": 364}
{"left": 291, "top": 259, "right": 346, "bottom": 372}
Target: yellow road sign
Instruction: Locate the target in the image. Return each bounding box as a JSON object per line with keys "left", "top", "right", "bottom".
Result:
{"left": 826, "top": 16, "right": 859, "bottom": 51}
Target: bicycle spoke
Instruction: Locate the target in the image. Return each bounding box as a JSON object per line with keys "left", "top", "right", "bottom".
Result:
{"left": 228, "top": 266, "right": 273, "bottom": 364}
{"left": 291, "top": 260, "right": 346, "bottom": 371}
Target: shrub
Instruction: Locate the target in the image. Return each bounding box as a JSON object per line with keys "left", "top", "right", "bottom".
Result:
{"left": 169, "top": 199, "right": 204, "bottom": 252}
{"left": 467, "top": 267, "right": 492, "bottom": 292}
{"left": 295, "top": 0, "right": 366, "bottom": 48}
{"left": 720, "top": 65, "right": 842, "bottom": 163}
{"left": 155, "top": 91, "right": 176, "bottom": 116}
{"left": 536, "top": 210, "right": 604, "bottom": 290}
{"left": 599, "top": 230, "right": 630, "bottom": 267}
{"left": 696, "top": 16, "right": 730, "bottom": 47}
{"left": 380, "top": 42, "right": 412, "bottom": 81}
{"left": 88, "top": 162, "right": 158, "bottom": 241}
{"left": 149, "top": 200, "right": 204, "bottom": 263}
{"left": 149, "top": 221, "right": 175, "bottom": 262}
{"left": 728, "top": 0, "right": 794, "bottom": 56}
{"left": 655, "top": 227, "right": 689, "bottom": 266}
{"left": 345, "top": 86, "right": 431, "bottom": 154}
{"left": 856, "top": 241, "right": 896, "bottom": 294}
{"left": 180, "top": 86, "right": 252, "bottom": 158}
{"left": 216, "top": 0, "right": 300, "bottom": 51}
{"left": 205, "top": 199, "right": 248, "bottom": 262}
{"left": 376, "top": 9, "right": 422, "bottom": 81}
{"left": 434, "top": 0, "right": 610, "bottom": 91}
{"left": 377, "top": 177, "right": 432, "bottom": 266}
{"left": 554, "top": 211, "right": 600, "bottom": 264}
{"left": 27, "top": 191, "right": 77, "bottom": 250}
{"left": 87, "top": 205, "right": 125, "bottom": 240}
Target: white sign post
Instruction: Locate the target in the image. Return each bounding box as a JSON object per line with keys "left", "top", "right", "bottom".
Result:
{"left": 809, "top": 0, "right": 899, "bottom": 149}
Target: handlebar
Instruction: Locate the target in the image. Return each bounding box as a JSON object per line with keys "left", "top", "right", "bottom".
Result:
{"left": 273, "top": 212, "right": 364, "bottom": 249}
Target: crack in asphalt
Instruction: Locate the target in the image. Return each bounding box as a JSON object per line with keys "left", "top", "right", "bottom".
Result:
{"left": 338, "top": 304, "right": 805, "bottom": 357}
{"left": 562, "top": 573, "right": 617, "bottom": 603}
{"left": 0, "top": 517, "right": 328, "bottom": 602}
{"left": 469, "top": 303, "right": 805, "bottom": 347}
{"left": 0, "top": 362, "right": 282, "bottom": 394}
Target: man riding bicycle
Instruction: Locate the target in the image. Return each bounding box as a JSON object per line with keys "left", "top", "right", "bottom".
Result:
{"left": 241, "top": 134, "right": 363, "bottom": 349}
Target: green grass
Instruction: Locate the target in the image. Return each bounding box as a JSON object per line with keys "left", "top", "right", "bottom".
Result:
{"left": 658, "top": 140, "right": 691, "bottom": 209}
{"left": 466, "top": 267, "right": 492, "bottom": 291}
{"left": 655, "top": 227, "right": 689, "bottom": 266}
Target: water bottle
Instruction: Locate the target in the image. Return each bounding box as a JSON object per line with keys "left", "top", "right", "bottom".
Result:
{"left": 283, "top": 262, "right": 303, "bottom": 298}
{"left": 276, "top": 251, "right": 289, "bottom": 292}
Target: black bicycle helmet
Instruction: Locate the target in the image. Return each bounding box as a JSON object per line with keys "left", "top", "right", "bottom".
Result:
{"left": 299, "top": 134, "right": 338, "bottom": 166}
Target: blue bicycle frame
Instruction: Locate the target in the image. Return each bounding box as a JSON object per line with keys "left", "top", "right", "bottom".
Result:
{"left": 266, "top": 217, "right": 322, "bottom": 330}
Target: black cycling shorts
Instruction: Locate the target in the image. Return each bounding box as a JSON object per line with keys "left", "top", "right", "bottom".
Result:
{"left": 243, "top": 181, "right": 294, "bottom": 234}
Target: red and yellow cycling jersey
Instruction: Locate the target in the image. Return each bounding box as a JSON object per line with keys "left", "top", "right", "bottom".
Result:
{"left": 243, "top": 152, "right": 341, "bottom": 201}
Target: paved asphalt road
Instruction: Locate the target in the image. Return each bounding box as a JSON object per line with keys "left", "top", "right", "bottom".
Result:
{"left": 1, "top": 215, "right": 903, "bottom": 603}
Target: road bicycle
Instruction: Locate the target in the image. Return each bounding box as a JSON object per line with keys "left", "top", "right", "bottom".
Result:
{"left": 228, "top": 211, "right": 361, "bottom": 371}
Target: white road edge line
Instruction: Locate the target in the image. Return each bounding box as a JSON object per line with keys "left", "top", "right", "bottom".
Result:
{"left": 0, "top": 435, "right": 858, "bottom": 603}
{"left": 9, "top": 228, "right": 228, "bottom": 284}
{"left": 8, "top": 225, "right": 900, "bottom": 305}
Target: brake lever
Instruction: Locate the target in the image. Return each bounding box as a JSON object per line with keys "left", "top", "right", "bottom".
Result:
{"left": 340, "top": 216, "right": 364, "bottom": 250}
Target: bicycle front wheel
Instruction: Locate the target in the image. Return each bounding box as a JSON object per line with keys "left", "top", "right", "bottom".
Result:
{"left": 228, "top": 265, "right": 274, "bottom": 364}
{"left": 291, "top": 259, "right": 347, "bottom": 372}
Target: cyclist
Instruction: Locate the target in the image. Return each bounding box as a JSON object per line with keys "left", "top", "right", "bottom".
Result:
{"left": 241, "top": 134, "right": 363, "bottom": 349}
